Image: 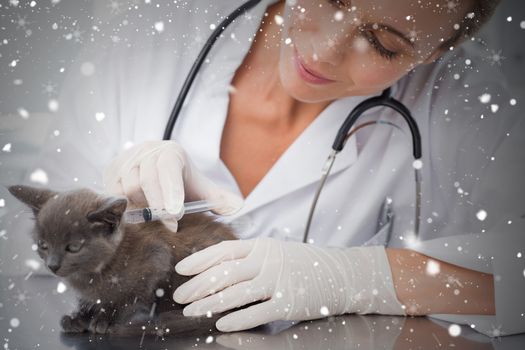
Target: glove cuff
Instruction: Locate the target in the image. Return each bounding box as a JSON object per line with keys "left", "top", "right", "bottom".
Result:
{"left": 330, "top": 245, "right": 406, "bottom": 316}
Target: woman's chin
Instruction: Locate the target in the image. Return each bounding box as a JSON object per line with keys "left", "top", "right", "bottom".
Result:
{"left": 279, "top": 61, "right": 337, "bottom": 103}
{"left": 281, "top": 79, "right": 334, "bottom": 103}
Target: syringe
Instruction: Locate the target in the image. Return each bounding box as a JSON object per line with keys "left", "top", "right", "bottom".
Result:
{"left": 123, "top": 200, "right": 220, "bottom": 224}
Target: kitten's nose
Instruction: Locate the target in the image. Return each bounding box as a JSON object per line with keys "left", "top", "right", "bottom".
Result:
{"left": 47, "top": 255, "right": 62, "bottom": 273}
{"left": 47, "top": 263, "right": 60, "bottom": 273}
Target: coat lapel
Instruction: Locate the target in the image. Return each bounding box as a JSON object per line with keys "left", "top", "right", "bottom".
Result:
{"left": 237, "top": 95, "right": 372, "bottom": 216}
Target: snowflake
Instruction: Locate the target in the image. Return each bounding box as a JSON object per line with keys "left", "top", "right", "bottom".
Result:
{"left": 243, "top": 12, "right": 255, "bottom": 25}
{"left": 42, "top": 81, "right": 57, "bottom": 96}
{"left": 404, "top": 300, "right": 419, "bottom": 314}
{"left": 445, "top": 0, "right": 459, "bottom": 13}
{"left": 13, "top": 290, "right": 30, "bottom": 307}
{"left": 71, "top": 24, "right": 85, "bottom": 43}
{"left": 446, "top": 275, "right": 464, "bottom": 288}
{"left": 108, "top": 0, "right": 124, "bottom": 15}
{"left": 486, "top": 49, "right": 505, "bottom": 66}
{"left": 489, "top": 324, "right": 503, "bottom": 337}
{"left": 16, "top": 15, "right": 30, "bottom": 30}
{"left": 407, "top": 26, "right": 422, "bottom": 43}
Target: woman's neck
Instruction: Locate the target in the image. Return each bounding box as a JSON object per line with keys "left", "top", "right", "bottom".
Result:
{"left": 234, "top": 0, "right": 331, "bottom": 129}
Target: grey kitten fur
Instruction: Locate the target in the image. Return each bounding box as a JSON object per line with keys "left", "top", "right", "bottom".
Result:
{"left": 8, "top": 185, "right": 239, "bottom": 337}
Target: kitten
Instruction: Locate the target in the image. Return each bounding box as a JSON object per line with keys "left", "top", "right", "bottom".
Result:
{"left": 8, "top": 185, "right": 239, "bottom": 337}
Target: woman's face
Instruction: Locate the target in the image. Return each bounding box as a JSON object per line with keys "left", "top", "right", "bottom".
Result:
{"left": 279, "top": 0, "right": 473, "bottom": 102}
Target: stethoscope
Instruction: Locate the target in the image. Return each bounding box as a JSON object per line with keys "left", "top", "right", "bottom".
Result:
{"left": 163, "top": 0, "right": 423, "bottom": 245}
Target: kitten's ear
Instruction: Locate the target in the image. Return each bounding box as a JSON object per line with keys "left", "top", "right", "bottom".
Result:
{"left": 86, "top": 197, "right": 128, "bottom": 231}
{"left": 8, "top": 185, "right": 58, "bottom": 215}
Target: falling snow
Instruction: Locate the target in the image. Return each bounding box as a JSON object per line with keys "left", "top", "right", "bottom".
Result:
{"left": 476, "top": 210, "right": 488, "bottom": 221}
{"left": 24, "top": 259, "right": 40, "bottom": 270}
{"left": 154, "top": 21, "right": 165, "bottom": 33}
{"left": 9, "top": 318, "right": 20, "bottom": 328}
{"left": 95, "top": 112, "right": 106, "bottom": 122}
{"left": 29, "top": 169, "right": 48, "bottom": 185}
{"left": 320, "top": 306, "right": 329, "bottom": 316}
{"left": 478, "top": 93, "right": 491, "bottom": 104}
{"left": 48, "top": 99, "right": 59, "bottom": 112}
{"left": 448, "top": 324, "right": 462, "bottom": 337}
{"left": 412, "top": 159, "right": 423, "bottom": 170}
{"left": 80, "top": 62, "right": 95, "bottom": 76}
{"left": 426, "top": 260, "right": 440, "bottom": 276}
{"left": 17, "top": 108, "right": 29, "bottom": 119}
{"left": 56, "top": 282, "right": 67, "bottom": 294}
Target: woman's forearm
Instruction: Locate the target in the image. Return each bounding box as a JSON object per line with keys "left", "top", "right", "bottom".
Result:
{"left": 386, "top": 248, "right": 495, "bottom": 316}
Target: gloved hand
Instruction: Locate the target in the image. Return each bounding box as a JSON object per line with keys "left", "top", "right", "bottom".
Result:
{"left": 103, "top": 140, "right": 243, "bottom": 231}
{"left": 172, "top": 237, "right": 406, "bottom": 332}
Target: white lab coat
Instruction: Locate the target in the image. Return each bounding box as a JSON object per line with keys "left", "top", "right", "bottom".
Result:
{"left": 2, "top": 0, "right": 524, "bottom": 337}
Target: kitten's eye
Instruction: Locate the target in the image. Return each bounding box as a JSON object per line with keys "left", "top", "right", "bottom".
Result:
{"left": 66, "top": 241, "right": 83, "bottom": 253}
{"left": 38, "top": 240, "right": 48, "bottom": 250}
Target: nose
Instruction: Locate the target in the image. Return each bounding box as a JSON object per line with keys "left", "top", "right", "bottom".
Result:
{"left": 311, "top": 37, "right": 343, "bottom": 66}
{"left": 47, "top": 255, "right": 62, "bottom": 273}
{"left": 48, "top": 263, "right": 60, "bottom": 273}
{"left": 310, "top": 28, "right": 352, "bottom": 67}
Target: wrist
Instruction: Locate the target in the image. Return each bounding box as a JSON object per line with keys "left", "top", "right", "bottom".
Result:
{"left": 327, "top": 245, "right": 406, "bottom": 316}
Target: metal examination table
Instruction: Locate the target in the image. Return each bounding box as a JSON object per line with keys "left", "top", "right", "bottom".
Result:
{"left": 1, "top": 275, "right": 524, "bottom": 350}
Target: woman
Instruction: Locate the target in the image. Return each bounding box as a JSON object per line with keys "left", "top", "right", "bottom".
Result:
{"left": 17, "top": 0, "right": 523, "bottom": 336}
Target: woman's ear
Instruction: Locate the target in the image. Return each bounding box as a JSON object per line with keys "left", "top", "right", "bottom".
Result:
{"left": 8, "top": 185, "right": 58, "bottom": 215}
{"left": 86, "top": 197, "right": 128, "bottom": 232}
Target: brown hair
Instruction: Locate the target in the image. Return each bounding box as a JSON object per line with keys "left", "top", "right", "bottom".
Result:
{"left": 441, "top": 0, "right": 502, "bottom": 49}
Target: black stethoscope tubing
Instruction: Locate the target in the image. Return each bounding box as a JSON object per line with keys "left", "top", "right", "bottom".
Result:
{"left": 163, "top": 0, "right": 264, "bottom": 140}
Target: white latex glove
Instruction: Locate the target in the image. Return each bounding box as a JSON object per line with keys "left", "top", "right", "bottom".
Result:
{"left": 172, "top": 238, "right": 406, "bottom": 332}
{"left": 103, "top": 140, "right": 243, "bottom": 231}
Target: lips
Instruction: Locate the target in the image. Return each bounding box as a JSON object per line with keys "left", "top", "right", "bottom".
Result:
{"left": 293, "top": 48, "right": 335, "bottom": 85}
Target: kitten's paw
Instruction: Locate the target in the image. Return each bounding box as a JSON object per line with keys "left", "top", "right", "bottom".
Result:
{"left": 88, "top": 313, "right": 113, "bottom": 334}
{"left": 61, "top": 315, "right": 88, "bottom": 333}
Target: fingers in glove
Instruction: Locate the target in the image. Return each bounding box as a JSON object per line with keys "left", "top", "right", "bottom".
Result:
{"left": 215, "top": 300, "right": 281, "bottom": 332}
{"left": 104, "top": 175, "right": 125, "bottom": 197}
{"left": 210, "top": 188, "right": 244, "bottom": 216}
{"left": 182, "top": 279, "right": 271, "bottom": 316}
{"left": 121, "top": 166, "right": 147, "bottom": 207}
{"left": 160, "top": 218, "right": 179, "bottom": 232}
{"left": 103, "top": 163, "right": 125, "bottom": 196}
{"left": 182, "top": 158, "right": 244, "bottom": 216}
{"left": 173, "top": 259, "right": 258, "bottom": 304}
{"left": 138, "top": 154, "right": 164, "bottom": 210}
{"left": 157, "top": 149, "right": 185, "bottom": 217}
{"left": 175, "top": 240, "right": 256, "bottom": 276}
